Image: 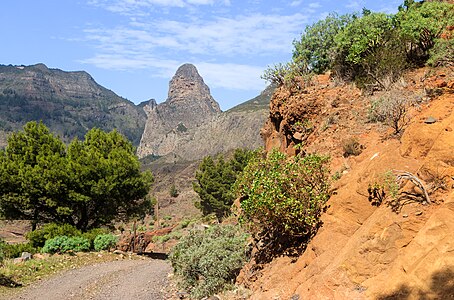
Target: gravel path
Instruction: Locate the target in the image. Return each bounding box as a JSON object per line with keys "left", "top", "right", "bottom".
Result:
{"left": 2, "top": 258, "right": 172, "bottom": 300}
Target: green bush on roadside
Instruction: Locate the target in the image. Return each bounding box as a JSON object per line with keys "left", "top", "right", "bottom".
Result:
{"left": 170, "top": 224, "right": 249, "bottom": 299}
{"left": 81, "top": 228, "right": 109, "bottom": 249}
{"left": 2, "top": 242, "right": 37, "bottom": 259}
{"left": 93, "top": 234, "right": 118, "bottom": 251}
{"left": 26, "top": 223, "right": 81, "bottom": 248}
{"left": 42, "top": 236, "right": 90, "bottom": 254}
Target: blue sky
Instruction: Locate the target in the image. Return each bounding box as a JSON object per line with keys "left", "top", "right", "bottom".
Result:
{"left": 1, "top": 0, "right": 401, "bottom": 110}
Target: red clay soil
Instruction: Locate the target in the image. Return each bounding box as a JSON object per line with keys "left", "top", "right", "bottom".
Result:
{"left": 242, "top": 68, "right": 454, "bottom": 299}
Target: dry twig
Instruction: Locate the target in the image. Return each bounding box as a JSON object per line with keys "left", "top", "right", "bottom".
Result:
{"left": 394, "top": 170, "right": 431, "bottom": 204}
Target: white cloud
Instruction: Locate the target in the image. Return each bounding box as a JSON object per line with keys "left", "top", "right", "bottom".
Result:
{"left": 197, "top": 62, "right": 264, "bottom": 90}
{"left": 346, "top": 1, "right": 361, "bottom": 9}
{"left": 309, "top": 2, "right": 321, "bottom": 9}
{"left": 88, "top": 0, "right": 229, "bottom": 14}
{"left": 82, "top": 1, "right": 311, "bottom": 91}
{"left": 290, "top": 1, "right": 302, "bottom": 7}
{"left": 83, "top": 13, "right": 309, "bottom": 57}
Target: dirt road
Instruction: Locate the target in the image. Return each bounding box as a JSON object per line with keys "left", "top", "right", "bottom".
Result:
{"left": 1, "top": 258, "right": 172, "bottom": 300}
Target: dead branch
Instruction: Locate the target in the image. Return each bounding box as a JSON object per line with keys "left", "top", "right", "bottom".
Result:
{"left": 394, "top": 170, "right": 431, "bottom": 205}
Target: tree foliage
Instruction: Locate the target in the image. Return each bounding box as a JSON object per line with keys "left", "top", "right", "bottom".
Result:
{"left": 234, "top": 149, "right": 330, "bottom": 261}
{"left": 193, "top": 149, "right": 254, "bottom": 220}
{"left": 397, "top": 0, "right": 454, "bottom": 61}
{"left": 293, "top": 13, "right": 354, "bottom": 74}
{"left": 0, "top": 121, "right": 153, "bottom": 231}
{"left": 270, "top": 1, "right": 454, "bottom": 90}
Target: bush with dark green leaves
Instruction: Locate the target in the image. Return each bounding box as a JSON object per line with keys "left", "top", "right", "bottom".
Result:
{"left": 397, "top": 0, "right": 454, "bottom": 63}
{"left": 169, "top": 224, "right": 249, "bottom": 299}
{"left": 234, "top": 149, "right": 330, "bottom": 261}
{"left": 0, "top": 239, "right": 6, "bottom": 265}
{"left": 268, "top": 1, "right": 453, "bottom": 91}
{"left": 26, "top": 223, "right": 81, "bottom": 248}
{"left": 41, "top": 236, "right": 90, "bottom": 254}
{"left": 293, "top": 12, "right": 354, "bottom": 74}
{"left": 1, "top": 242, "right": 37, "bottom": 259}
{"left": 169, "top": 184, "right": 179, "bottom": 198}
{"left": 93, "top": 234, "right": 118, "bottom": 251}
{"left": 81, "top": 228, "right": 109, "bottom": 249}
{"left": 193, "top": 149, "right": 255, "bottom": 220}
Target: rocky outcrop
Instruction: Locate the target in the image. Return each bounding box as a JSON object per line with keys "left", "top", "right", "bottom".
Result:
{"left": 243, "top": 68, "right": 454, "bottom": 299}
{"left": 0, "top": 64, "right": 146, "bottom": 145}
{"left": 137, "top": 64, "right": 272, "bottom": 161}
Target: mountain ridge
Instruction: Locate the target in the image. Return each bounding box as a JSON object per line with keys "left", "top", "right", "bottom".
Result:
{"left": 0, "top": 63, "right": 146, "bottom": 145}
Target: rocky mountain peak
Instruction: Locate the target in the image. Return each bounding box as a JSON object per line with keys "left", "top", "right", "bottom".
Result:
{"left": 167, "top": 64, "right": 221, "bottom": 113}
{"left": 137, "top": 64, "right": 226, "bottom": 158}
{"left": 174, "top": 63, "right": 200, "bottom": 79}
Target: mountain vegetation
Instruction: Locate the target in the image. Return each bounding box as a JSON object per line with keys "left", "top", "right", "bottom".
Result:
{"left": 0, "top": 64, "right": 146, "bottom": 145}
{"left": 264, "top": 0, "right": 453, "bottom": 90}
{"left": 0, "top": 121, "right": 153, "bottom": 231}
{"left": 193, "top": 149, "right": 254, "bottom": 220}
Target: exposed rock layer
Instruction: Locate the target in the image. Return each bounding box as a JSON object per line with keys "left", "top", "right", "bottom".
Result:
{"left": 137, "top": 64, "right": 272, "bottom": 160}
{"left": 245, "top": 68, "right": 454, "bottom": 299}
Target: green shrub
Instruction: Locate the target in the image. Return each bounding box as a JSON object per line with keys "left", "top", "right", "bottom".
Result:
{"left": 42, "top": 236, "right": 90, "bottom": 254}
{"left": 26, "top": 223, "right": 81, "bottom": 248}
{"left": 2, "top": 242, "right": 37, "bottom": 259}
{"left": 170, "top": 224, "right": 249, "bottom": 299}
{"left": 397, "top": 0, "right": 454, "bottom": 62}
{"left": 169, "top": 184, "right": 179, "bottom": 198}
{"left": 0, "top": 239, "right": 6, "bottom": 264}
{"left": 93, "top": 234, "right": 118, "bottom": 251}
{"left": 427, "top": 38, "right": 454, "bottom": 67}
{"left": 293, "top": 12, "right": 354, "bottom": 74}
{"left": 81, "top": 228, "right": 109, "bottom": 249}
{"left": 234, "top": 149, "right": 330, "bottom": 261}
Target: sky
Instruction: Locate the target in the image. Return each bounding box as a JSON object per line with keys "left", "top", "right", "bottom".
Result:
{"left": 1, "top": 0, "right": 402, "bottom": 110}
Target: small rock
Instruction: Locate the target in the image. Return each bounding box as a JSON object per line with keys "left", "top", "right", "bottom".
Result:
{"left": 403, "top": 214, "right": 408, "bottom": 218}
{"left": 293, "top": 132, "right": 303, "bottom": 140}
{"left": 113, "top": 250, "right": 126, "bottom": 255}
{"left": 415, "top": 211, "right": 423, "bottom": 216}
{"left": 97, "top": 254, "right": 103, "bottom": 258}
{"left": 424, "top": 116, "right": 437, "bottom": 124}
{"left": 13, "top": 257, "right": 25, "bottom": 264}
{"left": 21, "top": 252, "right": 32, "bottom": 261}
{"left": 291, "top": 295, "right": 300, "bottom": 300}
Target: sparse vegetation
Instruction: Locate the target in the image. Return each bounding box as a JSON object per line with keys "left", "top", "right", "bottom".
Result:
{"left": 342, "top": 138, "right": 363, "bottom": 157}
{"left": 169, "top": 224, "right": 249, "bottom": 299}
{"left": 234, "top": 149, "right": 330, "bottom": 261}
{"left": 368, "top": 92, "right": 414, "bottom": 134}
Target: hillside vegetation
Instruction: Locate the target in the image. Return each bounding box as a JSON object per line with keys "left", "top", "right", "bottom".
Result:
{"left": 0, "top": 64, "right": 146, "bottom": 145}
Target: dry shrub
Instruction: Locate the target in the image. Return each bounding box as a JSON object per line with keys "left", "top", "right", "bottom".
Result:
{"left": 368, "top": 90, "right": 415, "bottom": 134}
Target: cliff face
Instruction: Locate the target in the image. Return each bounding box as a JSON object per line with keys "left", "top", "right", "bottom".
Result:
{"left": 0, "top": 64, "right": 146, "bottom": 145}
{"left": 244, "top": 68, "right": 454, "bottom": 299}
{"left": 137, "top": 64, "right": 272, "bottom": 161}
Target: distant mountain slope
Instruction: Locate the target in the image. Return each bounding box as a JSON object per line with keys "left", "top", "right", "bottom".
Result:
{"left": 0, "top": 64, "right": 146, "bottom": 145}
{"left": 227, "top": 83, "right": 275, "bottom": 113}
{"left": 137, "top": 64, "right": 274, "bottom": 161}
